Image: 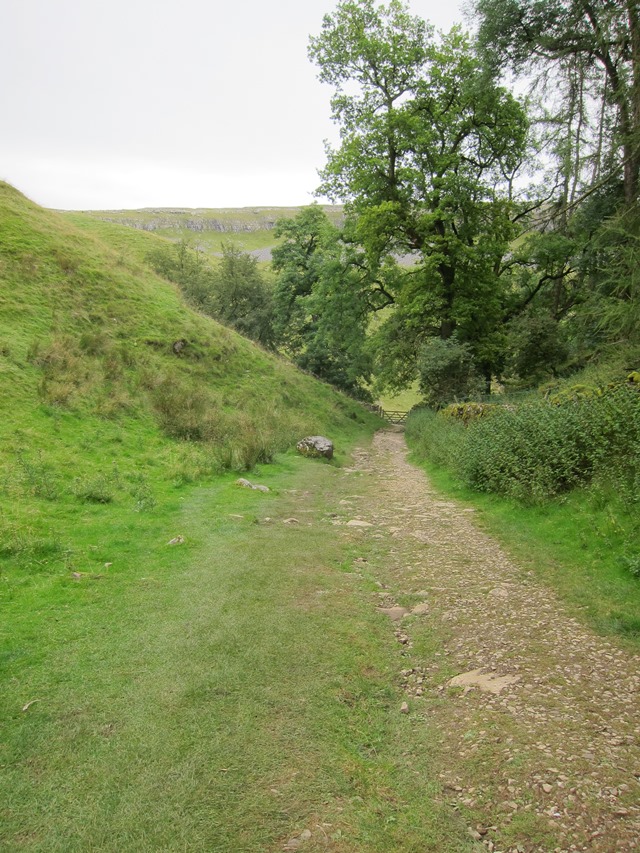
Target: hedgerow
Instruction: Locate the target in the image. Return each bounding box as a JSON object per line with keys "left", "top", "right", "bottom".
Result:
{"left": 407, "top": 385, "right": 640, "bottom": 504}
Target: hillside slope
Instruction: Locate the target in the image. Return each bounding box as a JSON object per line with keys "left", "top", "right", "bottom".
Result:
{"left": 0, "top": 181, "right": 379, "bottom": 580}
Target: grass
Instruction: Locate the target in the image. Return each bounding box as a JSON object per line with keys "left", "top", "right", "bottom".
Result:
{"left": 0, "top": 451, "right": 471, "bottom": 852}
{"left": 376, "top": 383, "right": 421, "bottom": 413}
{"left": 1, "top": 183, "right": 472, "bottom": 850}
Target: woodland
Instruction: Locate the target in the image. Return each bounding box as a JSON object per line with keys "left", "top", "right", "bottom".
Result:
{"left": 153, "top": 0, "right": 640, "bottom": 406}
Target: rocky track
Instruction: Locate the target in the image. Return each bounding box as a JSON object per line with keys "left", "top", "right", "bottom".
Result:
{"left": 341, "top": 429, "right": 640, "bottom": 852}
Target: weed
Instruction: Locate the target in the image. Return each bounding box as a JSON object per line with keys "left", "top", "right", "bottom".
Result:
{"left": 621, "top": 552, "right": 640, "bottom": 579}
{"left": 15, "top": 451, "right": 59, "bottom": 500}
{"left": 130, "top": 476, "right": 157, "bottom": 512}
{"left": 78, "top": 329, "right": 109, "bottom": 356}
{"left": 0, "top": 523, "right": 63, "bottom": 560}
{"left": 72, "top": 472, "right": 116, "bottom": 504}
{"left": 408, "top": 386, "right": 640, "bottom": 503}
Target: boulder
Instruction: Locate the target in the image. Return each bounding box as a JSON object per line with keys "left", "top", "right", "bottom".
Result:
{"left": 296, "top": 435, "right": 334, "bottom": 460}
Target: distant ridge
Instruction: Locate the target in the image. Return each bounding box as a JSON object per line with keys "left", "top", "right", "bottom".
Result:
{"left": 68, "top": 205, "right": 344, "bottom": 258}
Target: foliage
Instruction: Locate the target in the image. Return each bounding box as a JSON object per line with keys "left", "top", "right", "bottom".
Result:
{"left": 309, "top": 1, "right": 530, "bottom": 389}
{"left": 405, "top": 406, "right": 467, "bottom": 472}
{"left": 473, "top": 0, "right": 640, "bottom": 374}
{"left": 416, "top": 337, "right": 483, "bottom": 408}
{"left": 584, "top": 206, "right": 640, "bottom": 345}
{"left": 507, "top": 311, "right": 569, "bottom": 382}
{"left": 208, "top": 243, "right": 275, "bottom": 348}
{"left": 439, "top": 401, "right": 499, "bottom": 425}
{"left": 146, "top": 240, "right": 275, "bottom": 348}
{"left": 474, "top": 0, "right": 640, "bottom": 205}
{"left": 294, "top": 0, "right": 640, "bottom": 394}
{"left": 463, "top": 386, "right": 640, "bottom": 502}
{"left": 408, "top": 371, "right": 640, "bottom": 503}
{"left": 271, "top": 206, "right": 373, "bottom": 399}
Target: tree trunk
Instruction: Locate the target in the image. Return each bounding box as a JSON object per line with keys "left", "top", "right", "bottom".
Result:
{"left": 627, "top": 0, "right": 640, "bottom": 203}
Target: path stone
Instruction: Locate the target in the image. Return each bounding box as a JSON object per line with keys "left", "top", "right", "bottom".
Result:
{"left": 296, "top": 435, "right": 334, "bottom": 459}
{"left": 448, "top": 668, "right": 521, "bottom": 695}
{"left": 236, "top": 478, "right": 270, "bottom": 492}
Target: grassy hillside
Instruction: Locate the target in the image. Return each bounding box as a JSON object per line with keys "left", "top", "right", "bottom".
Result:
{"left": 0, "top": 180, "right": 379, "bottom": 599}
{"left": 72, "top": 205, "right": 345, "bottom": 257}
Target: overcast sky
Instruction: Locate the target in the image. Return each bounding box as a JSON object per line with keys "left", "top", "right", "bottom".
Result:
{"left": 2, "top": 0, "right": 467, "bottom": 210}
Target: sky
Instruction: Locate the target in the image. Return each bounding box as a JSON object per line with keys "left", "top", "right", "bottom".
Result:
{"left": 1, "top": 0, "right": 467, "bottom": 211}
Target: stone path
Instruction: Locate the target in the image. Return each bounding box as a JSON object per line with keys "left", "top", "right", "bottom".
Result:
{"left": 341, "top": 429, "right": 640, "bottom": 853}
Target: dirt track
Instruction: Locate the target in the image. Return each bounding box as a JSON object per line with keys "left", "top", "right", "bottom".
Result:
{"left": 343, "top": 429, "right": 640, "bottom": 852}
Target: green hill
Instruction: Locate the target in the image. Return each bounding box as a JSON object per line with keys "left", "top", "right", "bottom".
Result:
{"left": 0, "top": 181, "right": 378, "bottom": 586}
{"left": 5, "top": 186, "right": 473, "bottom": 853}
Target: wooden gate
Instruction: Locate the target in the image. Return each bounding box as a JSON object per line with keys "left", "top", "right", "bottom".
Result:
{"left": 370, "top": 406, "right": 410, "bottom": 424}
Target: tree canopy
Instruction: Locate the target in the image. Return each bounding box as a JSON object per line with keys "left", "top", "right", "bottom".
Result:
{"left": 217, "top": 0, "right": 640, "bottom": 405}
{"left": 307, "top": 0, "right": 531, "bottom": 391}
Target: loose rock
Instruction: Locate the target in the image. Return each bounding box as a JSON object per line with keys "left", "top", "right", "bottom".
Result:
{"left": 296, "top": 435, "right": 334, "bottom": 460}
{"left": 235, "top": 478, "right": 270, "bottom": 492}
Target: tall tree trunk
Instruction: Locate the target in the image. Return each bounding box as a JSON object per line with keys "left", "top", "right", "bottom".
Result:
{"left": 627, "top": 0, "right": 640, "bottom": 203}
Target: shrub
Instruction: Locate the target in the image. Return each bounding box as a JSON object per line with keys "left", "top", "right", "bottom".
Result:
{"left": 147, "top": 372, "right": 226, "bottom": 441}
{"left": 15, "top": 452, "right": 59, "bottom": 500}
{"left": 439, "top": 401, "right": 499, "bottom": 425}
{"left": 462, "top": 386, "right": 640, "bottom": 502}
{"left": 72, "top": 472, "right": 116, "bottom": 504}
{"left": 508, "top": 312, "right": 569, "bottom": 381}
{"left": 405, "top": 408, "right": 467, "bottom": 473}
{"left": 408, "top": 383, "right": 640, "bottom": 504}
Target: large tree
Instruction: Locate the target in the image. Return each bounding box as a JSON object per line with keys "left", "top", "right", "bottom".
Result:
{"left": 475, "top": 0, "right": 640, "bottom": 207}
{"left": 309, "top": 0, "right": 530, "bottom": 390}
{"left": 474, "top": 0, "right": 640, "bottom": 354}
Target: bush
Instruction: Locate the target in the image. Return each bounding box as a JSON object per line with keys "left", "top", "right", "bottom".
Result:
{"left": 462, "top": 386, "right": 640, "bottom": 501}
{"left": 405, "top": 408, "right": 467, "bottom": 472}
{"left": 147, "top": 241, "right": 275, "bottom": 348}
{"left": 407, "top": 384, "right": 640, "bottom": 504}
{"left": 439, "top": 401, "right": 499, "bottom": 425}
{"left": 72, "top": 472, "right": 115, "bottom": 504}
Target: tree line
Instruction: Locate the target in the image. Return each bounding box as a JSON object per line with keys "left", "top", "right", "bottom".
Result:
{"left": 152, "top": 0, "right": 639, "bottom": 406}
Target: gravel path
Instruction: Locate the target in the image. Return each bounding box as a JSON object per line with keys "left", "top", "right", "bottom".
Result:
{"left": 343, "top": 429, "right": 640, "bottom": 852}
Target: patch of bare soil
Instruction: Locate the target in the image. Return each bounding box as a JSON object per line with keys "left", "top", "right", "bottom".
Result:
{"left": 342, "top": 429, "right": 640, "bottom": 852}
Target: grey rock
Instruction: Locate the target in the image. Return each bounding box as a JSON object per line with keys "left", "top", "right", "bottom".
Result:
{"left": 296, "top": 435, "right": 334, "bottom": 460}
{"left": 235, "top": 478, "right": 270, "bottom": 492}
